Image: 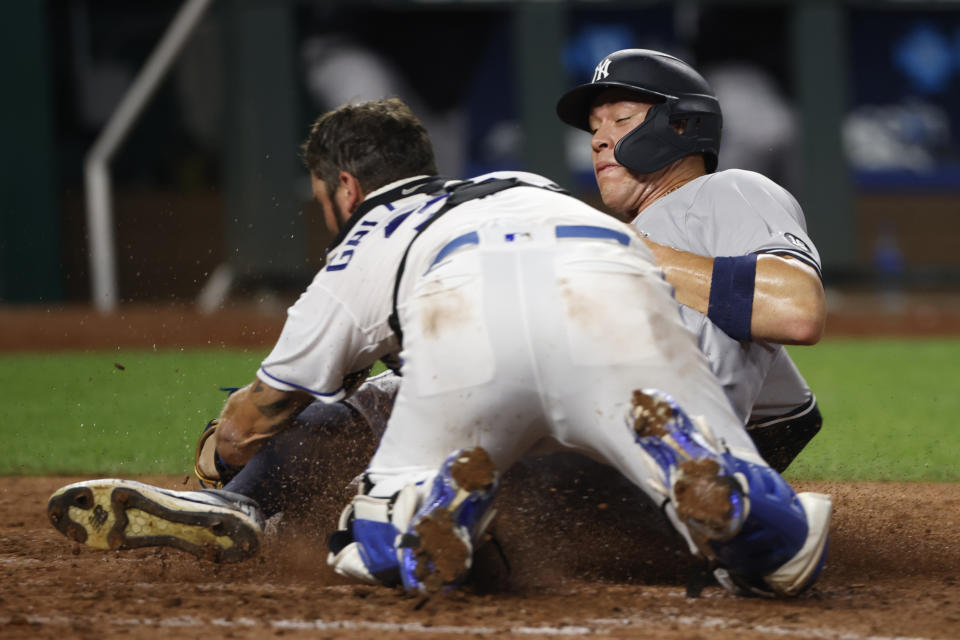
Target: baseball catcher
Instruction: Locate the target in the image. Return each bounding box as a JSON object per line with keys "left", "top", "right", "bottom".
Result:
{"left": 49, "top": 98, "right": 830, "bottom": 598}
{"left": 187, "top": 48, "right": 825, "bottom": 528}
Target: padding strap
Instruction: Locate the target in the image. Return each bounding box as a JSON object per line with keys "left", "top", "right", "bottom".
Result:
{"left": 387, "top": 178, "right": 567, "bottom": 347}
{"left": 707, "top": 255, "right": 757, "bottom": 341}
{"left": 326, "top": 176, "right": 450, "bottom": 253}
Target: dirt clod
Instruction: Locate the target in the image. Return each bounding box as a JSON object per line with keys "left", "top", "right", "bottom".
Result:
{"left": 631, "top": 390, "right": 673, "bottom": 438}
{"left": 673, "top": 459, "right": 736, "bottom": 534}
{"left": 450, "top": 447, "right": 497, "bottom": 492}
{"left": 412, "top": 510, "right": 470, "bottom": 591}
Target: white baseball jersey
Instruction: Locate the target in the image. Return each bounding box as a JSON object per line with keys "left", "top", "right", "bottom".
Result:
{"left": 631, "top": 169, "right": 820, "bottom": 423}
{"left": 258, "top": 170, "right": 761, "bottom": 510}
{"left": 256, "top": 172, "right": 445, "bottom": 400}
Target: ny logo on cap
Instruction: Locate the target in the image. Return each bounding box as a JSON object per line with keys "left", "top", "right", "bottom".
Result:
{"left": 592, "top": 58, "right": 612, "bottom": 83}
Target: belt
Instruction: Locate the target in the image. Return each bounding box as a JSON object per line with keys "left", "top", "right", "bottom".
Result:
{"left": 430, "top": 224, "right": 631, "bottom": 268}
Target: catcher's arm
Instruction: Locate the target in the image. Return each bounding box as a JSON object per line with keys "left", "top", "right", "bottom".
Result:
{"left": 195, "top": 372, "right": 397, "bottom": 487}
{"left": 210, "top": 379, "right": 314, "bottom": 467}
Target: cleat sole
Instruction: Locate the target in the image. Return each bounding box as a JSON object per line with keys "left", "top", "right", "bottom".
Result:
{"left": 407, "top": 510, "right": 472, "bottom": 593}
{"left": 449, "top": 447, "right": 497, "bottom": 492}
{"left": 47, "top": 479, "right": 261, "bottom": 563}
{"left": 672, "top": 459, "right": 743, "bottom": 541}
{"left": 402, "top": 447, "right": 499, "bottom": 593}
{"left": 629, "top": 389, "right": 674, "bottom": 438}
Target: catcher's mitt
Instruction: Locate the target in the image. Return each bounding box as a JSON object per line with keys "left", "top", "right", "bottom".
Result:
{"left": 194, "top": 419, "right": 223, "bottom": 488}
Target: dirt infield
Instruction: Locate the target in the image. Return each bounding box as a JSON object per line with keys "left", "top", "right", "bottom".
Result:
{"left": 4, "top": 474, "right": 960, "bottom": 639}
{"left": 3, "top": 301, "right": 960, "bottom": 638}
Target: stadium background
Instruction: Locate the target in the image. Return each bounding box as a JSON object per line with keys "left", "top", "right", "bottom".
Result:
{"left": 2, "top": 1, "right": 960, "bottom": 638}
{"left": 4, "top": 0, "right": 960, "bottom": 310}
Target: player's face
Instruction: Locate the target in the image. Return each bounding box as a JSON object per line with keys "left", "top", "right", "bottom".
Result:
{"left": 588, "top": 92, "right": 656, "bottom": 217}
{"left": 312, "top": 173, "right": 346, "bottom": 233}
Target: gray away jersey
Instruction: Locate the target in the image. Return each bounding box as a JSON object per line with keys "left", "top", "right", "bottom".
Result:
{"left": 633, "top": 169, "right": 820, "bottom": 423}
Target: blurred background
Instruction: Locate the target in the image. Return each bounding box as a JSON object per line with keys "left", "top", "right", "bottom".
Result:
{"left": 2, "top": 0, "right": 959, "bottom": 315}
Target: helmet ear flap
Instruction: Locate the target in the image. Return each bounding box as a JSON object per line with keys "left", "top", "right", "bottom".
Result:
{"left": 614, "top": 102, "right": 721, "bottom": 174}
{"left": 614, "top": 103, "right": 698, "bottom": 174}
{"left": 677, "top": 109, "right": 722, "bottom": 172}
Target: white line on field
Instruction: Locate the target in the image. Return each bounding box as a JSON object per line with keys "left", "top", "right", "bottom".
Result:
{"left": 0, "top": 555, "right": 41, "bottom": 564}
{"left": 0, "top": 613, "right": 935, "bottom": 640}
{"left": 591, "top": 614, "right": 933, "bottom": 640}
{"left": 0, "top": 615, "right": 594, "bottom": 636}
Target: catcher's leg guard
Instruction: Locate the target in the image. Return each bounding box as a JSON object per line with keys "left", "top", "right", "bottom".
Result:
{"left": 628, "top": 389, "right": 831, "bottom": 597}
{"left": 327, "top": 480, "right": 420, "bottom": 586}
{"left": 398, "top": 446, "right": 499, "bottom": 594}
{"left": 47, "top": 479, "right": 264, "bottom": 563}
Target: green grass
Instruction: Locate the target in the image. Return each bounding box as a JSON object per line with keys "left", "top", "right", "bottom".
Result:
{"left": 0, "top": 348, "right": 267, "bottom": 475}
{"left": 786, "top": 339, "right": 960, "bottom": 482}
{"left": 1, "top": 340, "right": 958, "bottom": 481}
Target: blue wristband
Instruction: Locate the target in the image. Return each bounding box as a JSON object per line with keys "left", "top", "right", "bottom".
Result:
{"left": 707, "top": 255, "right": 757, "bottom": 341}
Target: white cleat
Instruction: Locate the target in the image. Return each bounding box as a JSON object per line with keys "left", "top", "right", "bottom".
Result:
{"left": 47, "top": 479, "right": 264, "bottom": 563}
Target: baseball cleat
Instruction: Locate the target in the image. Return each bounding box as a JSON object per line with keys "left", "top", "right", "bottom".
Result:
{"left": 712, "top": 486, "right": 832, "bottom": 598}
{"left": 627, "top": 389, "right": 831, "bottom": 597}
{"left": 628, "top": 388, "right": 746, "bottom": 540}
{"left": 398, "top": 446, "right": 499, "bottom": 594}
{"left": 47, "top": 479, "right": 264, "bottom": 563}
{"left": 671, "top": 458, "right": 746, "bottom": 543}
{"left": 628, "top": 389, "right": 724, "bottom": 472}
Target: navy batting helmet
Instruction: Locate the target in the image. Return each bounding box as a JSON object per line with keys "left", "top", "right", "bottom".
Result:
{"left": 556, "top": 49, "right": 722, "bottom": 174}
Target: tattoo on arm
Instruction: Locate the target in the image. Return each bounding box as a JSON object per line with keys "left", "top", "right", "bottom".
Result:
{"left": 244, "top": 380, "right": 310, "bottom": 420}
{"left": 255, "top": 396, "right": 294, "bottom": 418}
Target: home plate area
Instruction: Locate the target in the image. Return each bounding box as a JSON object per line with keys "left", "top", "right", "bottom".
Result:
{"left": 2, "top": 465, "right": 959, "bottom": 640}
